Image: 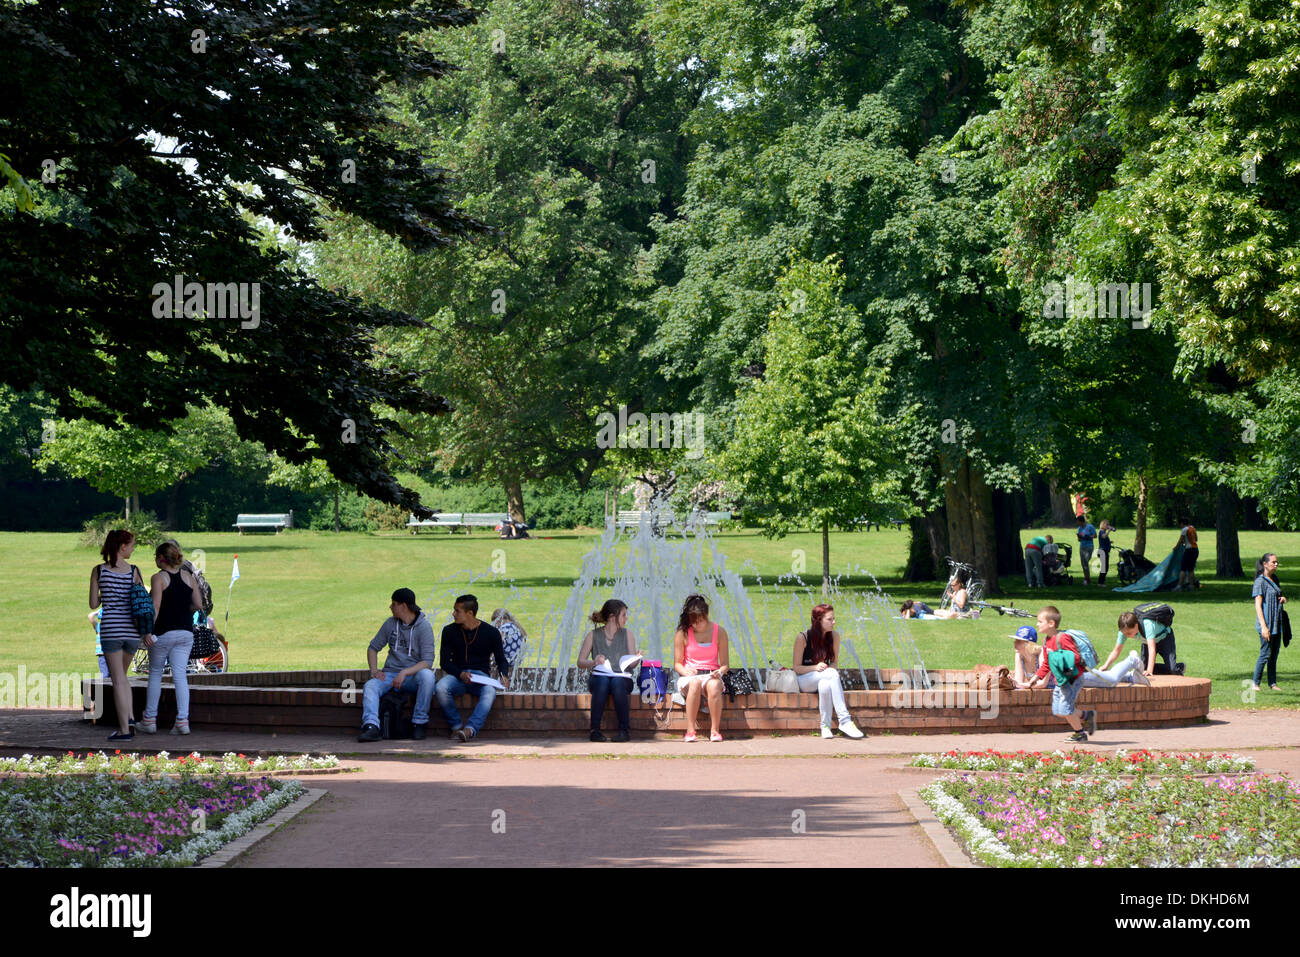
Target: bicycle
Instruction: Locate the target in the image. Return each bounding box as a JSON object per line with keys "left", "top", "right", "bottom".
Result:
{"left": 942, "top": 557, "right": 986, "bottom": 610}
{"left": 974, "top": 601, "right": 1034, "bottom": 619}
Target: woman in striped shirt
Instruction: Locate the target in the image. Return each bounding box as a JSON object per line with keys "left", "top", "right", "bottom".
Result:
{"left": 88, "top": 529, "right": 143, "bottom": 740}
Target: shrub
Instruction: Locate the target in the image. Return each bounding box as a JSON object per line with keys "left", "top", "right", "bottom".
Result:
{"left": 79, "top": 510, "right": 165, "bottom": 551}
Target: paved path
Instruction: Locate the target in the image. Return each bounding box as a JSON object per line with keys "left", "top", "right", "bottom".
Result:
{"left": 230, "top": 754, "right": 947, "bottom": 868}
{"left": 6, "top": 707, "right": 1299, "bottom": 758}
{"left": 5, "top": 708, "right": 1299, "bottom": 867}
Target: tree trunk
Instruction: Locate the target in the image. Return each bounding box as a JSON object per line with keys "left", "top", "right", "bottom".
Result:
{"left": 1134, "top": 474, "right": 1149, "bottom": 557}
{"left": 123, "top": 495, "right": 131, "bottom": 519}
{"left": 944, "top": 458, "right": 975, "bottom": 563}
{"left": 165, "top": 483, "right": 180, "bottom": 530}
{"left": 131, "top": 487, "right": 140, "bottom": 518}
{"left": 333, "top": 485, "right": 340, "bottom": 533}
{"left": 904, "top": 511, "right": 948, "bottom": 581}
{"left": 504, "top": 476, "right": 526, "bottom": 524}
{"left": 943, "top": 456, "right": 1000, "bottom": 595}
{"left": 821, "top": 518, "right": 831, "bottom": 597}
{"left": 1048, "top": 477, "right": 1074, "bottom": 526}
{"left": 993, "top": 488, "right": 1025, "bottom": 577}
{"left": 1216, "top": 484, "right": 1244, "bottom": 578}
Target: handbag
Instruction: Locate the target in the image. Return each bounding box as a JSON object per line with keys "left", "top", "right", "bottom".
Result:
{"left": 765, "top": 668, "right": 800, "bottom": 693}
{"left": 190, "top": 623, "right": 220, "bottom": 659}
{"left": 722, "top": 667, "right": 756, "bottom": 701}
{"left": 1282, "top": 609, "right": 1291, "bottom": 649}
{"left": 126, "top": 565, "right": 155, "bottom": 637}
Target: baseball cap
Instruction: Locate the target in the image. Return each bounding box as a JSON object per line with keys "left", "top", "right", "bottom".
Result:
{"left": 391, "top": 587, "right": 418, "bottom": 610}
{"left": 1011, "top": 625, "right": 1038, "bottom": 644}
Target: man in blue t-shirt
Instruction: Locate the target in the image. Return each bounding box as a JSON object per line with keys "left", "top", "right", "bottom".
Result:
{"left": 1076, "top": 515, "right": 1097, "bottom": 586}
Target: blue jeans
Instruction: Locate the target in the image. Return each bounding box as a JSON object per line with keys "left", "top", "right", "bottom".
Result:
{"left": 144, "top": 630, "right": 194, "bottom": 722}
{"left": 436, "top": 672, "right": 497, "bottom": 733}
{"left": 1254, "top": 628, "right": 1281, "bottom": 686}
{"left": 362, "top": 669, "right": 436, "bottom": 728}
{"left": 1024, "top": 549, "right": 1043, "bottom": 587}
{"left": 589, "top": 673, "right": 632, "bottom": 733}
{"left": 1080, "top": 653, "right": 1143, "bottom": 688}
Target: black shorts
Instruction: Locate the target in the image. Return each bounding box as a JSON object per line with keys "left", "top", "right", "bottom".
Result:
{"left": 1180, "top": 547, "right": 1199, "bottom": 572}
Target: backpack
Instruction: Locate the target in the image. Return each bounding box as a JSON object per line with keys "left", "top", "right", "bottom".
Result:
{"left": 127, "top": 565, "right": 155, "bottom": 637}
{"left": 184, "top": 560, "right": 215, "bottom": 616}
{"left": 1134, "top": 602, "right": 1175, "bottom": 630}
{"left": 1061, "top": 629, "right": 1099, "bottom": 669}
{"left": 1047, "top": 648, "right": 1080, "bottom": 686}
{"left": 379, "top": 689, "right": 413, "bottom": 740}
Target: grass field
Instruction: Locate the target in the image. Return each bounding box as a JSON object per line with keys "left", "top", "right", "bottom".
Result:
{"left": 2, "top": 526, "right": 1295, "bottom": 711}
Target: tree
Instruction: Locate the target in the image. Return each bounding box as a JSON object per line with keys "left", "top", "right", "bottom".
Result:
{"left": 645, "top": 0, "right": 1033, "bottom": 593}
{"left": 310, "top": 0, "right": 702, "bottom": 522}
{"left": 718, "top": 258, "right": 906, "bottom": 594}
{"left": 35, "top": 405, "right": 236, "bottom": 519}
{"left": 0, "top": 0, "right": 489, "bottom": 511}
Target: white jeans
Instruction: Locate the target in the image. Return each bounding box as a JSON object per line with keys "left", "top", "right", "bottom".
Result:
{"left": 144, "top": 630, "right": 194, "bottom": 721}
{"left": 1080, "top": 652, "right": 1143, "bottom": 688}
{"left": 797, "top": 668, "right": 851, "bottom": 727}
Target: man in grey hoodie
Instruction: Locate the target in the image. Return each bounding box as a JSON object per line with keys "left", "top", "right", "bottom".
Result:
{"left": 358, "top": 588, "right": 437, "bottom": 741}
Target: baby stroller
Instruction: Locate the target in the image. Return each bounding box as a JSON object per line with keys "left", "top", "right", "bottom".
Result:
{"left": 1042, "top": 543, "right": 1073, "bottom": 586}
{"left": 1117, "top": 548, "right": 1155, "bottom": 585}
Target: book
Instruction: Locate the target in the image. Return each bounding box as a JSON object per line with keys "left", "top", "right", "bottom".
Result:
{"left": 593, "top": 654, "right": 643, "bottom": 679}
{"left": 468, "top": 673, "right": 506, "bottom": 691}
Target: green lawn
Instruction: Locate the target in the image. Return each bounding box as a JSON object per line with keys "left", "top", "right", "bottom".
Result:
{"left": 2, "top": 526, "right": 1295, "bottom": 711}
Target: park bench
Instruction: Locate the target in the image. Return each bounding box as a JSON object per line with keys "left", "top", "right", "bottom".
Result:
{"left": 616, "top": 509, "right": 732, "bottom": 529}
{"left": 407, "top": 512, "right": 509, "bottom": 535}
{"left": 232, "top": 512, "right": 292, "bottom": 534}
{"left": 854, "top": 516, "right": 906, "bottom": 531}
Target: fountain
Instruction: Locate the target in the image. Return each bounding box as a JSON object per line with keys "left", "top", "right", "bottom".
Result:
{"left": 84, "top": 507, "right": 1212, "bottom": 735}
{"left": 425, "top": 508, "right": 933, "bottom": 695}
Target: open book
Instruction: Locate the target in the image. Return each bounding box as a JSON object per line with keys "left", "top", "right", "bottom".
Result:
{"left": 593, "top": 654, "right": 643, "bottom": 679}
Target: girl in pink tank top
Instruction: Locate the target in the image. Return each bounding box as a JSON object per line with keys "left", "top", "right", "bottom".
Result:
{"left": 673, "top": 595, "right": 729, "bottom": 742}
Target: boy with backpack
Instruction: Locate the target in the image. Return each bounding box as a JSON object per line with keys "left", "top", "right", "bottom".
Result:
{"left": 1024, "top": 606, "right": 1097, "bottom": 742}
{"left": 1103, "top": 603, "right": 1183, "bottom": 676}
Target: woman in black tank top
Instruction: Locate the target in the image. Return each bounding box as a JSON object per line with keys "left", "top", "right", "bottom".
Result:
{"left": 139, "top": 542, "right": 203, "bottom": 735}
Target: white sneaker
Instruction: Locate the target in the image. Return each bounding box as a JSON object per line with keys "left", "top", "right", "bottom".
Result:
{"left": 820, "top": 724, "right": 834, "bottom": 739}
{"left": 136, "top": 718, "right": 158, "bottom": 734}
{"left": 1127, "top": 652, "right": 1152, "bottom": 686}
{"left": 838, "top": 719, "right": 865, "bottom": 739}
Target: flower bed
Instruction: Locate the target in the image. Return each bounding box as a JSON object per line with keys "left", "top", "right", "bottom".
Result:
{"left": 910, "top": 748, "right": 1255, "bottom": 776}
{"left": 0, "top": 750, "right": 342, "bottom": 776}
{"left": 0, "top": 773, "right": 305, "bottom": 866}
{"left": 921, "top": 772, "right": 1300, "bottom": 867}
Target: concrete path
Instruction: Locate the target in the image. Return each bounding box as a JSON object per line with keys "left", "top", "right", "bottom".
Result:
{"left": 5, "top": 707, "right": 1299, "bottom": 867}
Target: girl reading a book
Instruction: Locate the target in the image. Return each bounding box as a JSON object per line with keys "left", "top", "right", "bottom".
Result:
{"left": 578, "top": 599, "right": 641, "bottom": 742}
{"left": 672, "top": 594, "right": 730, "bottom": 742}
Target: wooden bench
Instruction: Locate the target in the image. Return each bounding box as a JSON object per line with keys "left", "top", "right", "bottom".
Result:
{"left": 233, "top": 512, "right": 292, "bottom": 534}
{"left": 407, "top": 512, "right": 509, "bottom": 535}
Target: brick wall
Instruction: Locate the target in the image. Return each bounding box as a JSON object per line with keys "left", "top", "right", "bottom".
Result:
{"left": 84, "top": 668, "right": 1212, "bottom": 737}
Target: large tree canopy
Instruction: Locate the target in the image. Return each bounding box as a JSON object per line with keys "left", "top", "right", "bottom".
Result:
{"left": 0, "top": 0, "right": 488, "bottom": 511}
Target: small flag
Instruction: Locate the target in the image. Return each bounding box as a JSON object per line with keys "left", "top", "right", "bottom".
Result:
{"left": 230, "top": 555, "right": 240, "bottom": 588}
